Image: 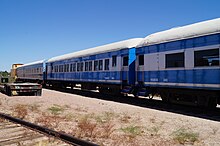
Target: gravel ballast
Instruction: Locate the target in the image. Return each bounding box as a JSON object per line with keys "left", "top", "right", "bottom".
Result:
{"left": 0, "top": 89, "right": 220, "bottom": 146}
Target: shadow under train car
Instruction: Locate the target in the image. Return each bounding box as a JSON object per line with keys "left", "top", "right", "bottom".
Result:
{"left": 45, "top": 86, "right": 220, "bottom": 122}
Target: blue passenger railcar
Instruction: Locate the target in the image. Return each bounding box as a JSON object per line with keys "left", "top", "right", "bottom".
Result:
{"left": 135, "top": 18, "right": 220, "bottom": 107}
{"left": 16, "top": 60, "right": 45, "bottom": 83}
{"left": 45, "top": 38, "right": 142, "bottom": 95}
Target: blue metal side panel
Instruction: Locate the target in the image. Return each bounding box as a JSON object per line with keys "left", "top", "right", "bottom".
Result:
{"left": 166, "top": 40, "right": 181, "bottom": 51}
{"left": 128, "top": 48, "right": 136, "bottom": 85}
{"left": 138, "top": 68, "right": 220, "bottom": 89}
{"left": 48, "top": 71, "right": 122, "bottom": 84}
{"left": 148, "top": 45, "right": 157, "bottom": 53}
{"left": 185, "top": 39, "right": 194, "bottom": 48}
{"left": 122, "top": 71, "right": 128, "bottom": 80}
{"left": 206, "top": 34, "right": 220, "bottom": 45}
{"left": 193, "top": 69, "right": 220, "bottom": 84}
{"left": 137, "top": 72, "right": 142, "bottom": 81}
{"left": 120, "top": 48, "right": 129, "bottom": 56}
{"left": 136, "top": 33, "right": 220, "bottom": 55}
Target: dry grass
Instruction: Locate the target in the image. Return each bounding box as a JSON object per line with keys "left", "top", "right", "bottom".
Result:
{"left": 12, "top": 104, "right": 28, "bottom": 119}
{"left": 64, "top": 113, "right": 75, "bottom": 121}
{"left": 76, "top": 115, "right": 97, "bottom": 138}
{"left": 148, "top": 126, "right": 160, "bottom": 136}
{"left": 100, "top": 121, "right": 115, "bottom": 138}
{"left": 8, "top": 103, "right": 170, "bottom": 146}
{"left": 111, "top": 134, "right": 140, "bottom": 146}
{"left": 121, "top": 125, "right": 143, "bottom": 138}
{"left": 28, "top": 103, "right": 41, "bottom": 113}
{"left": 35, "top": 112, "right": 64, "bottom": 129}
{"left": 172, "top": 128, "right": 199, "bottom": 144}
{"left": 0, "top": 118, "right": 6, "bottom": 122}
{"left": 120, "top": 113, "right": 132, "bottom": 123}
{"left": 70, "top": 113, "right": 117, "bottom": 141}
{"left": 74, "top": 106, "right": 88, "bottom": 112}
{"left": 95, "top": 112, "right": 116, "bottom": 124}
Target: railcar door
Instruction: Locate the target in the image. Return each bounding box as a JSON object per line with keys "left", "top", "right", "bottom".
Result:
{"left": 121, "top": 48, "right": 136, "bottom": 86}
{"left": 43, "top": 61, "right": 47, "bottom": 81}
{"left": 121, "top": 55, "right": 129, "bottom": 85}
{"left": 49, "top": 63, "right": 53, "bottom": 79}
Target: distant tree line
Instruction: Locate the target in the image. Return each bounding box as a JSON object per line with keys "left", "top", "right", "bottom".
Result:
{"left": 0, "top": 71, "right": 10, "bottom": 77}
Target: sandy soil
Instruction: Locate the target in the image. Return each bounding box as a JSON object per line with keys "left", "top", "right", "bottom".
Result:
{"left": 0, "top": 89, "right": 220, "bottom": 146}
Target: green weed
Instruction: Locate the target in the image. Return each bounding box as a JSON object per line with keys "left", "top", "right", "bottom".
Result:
{"left": 47, "top": 104, "right": 65, "bottom": 115}
{"left": 172, "top": 128, "right": 199, "bottom": 144}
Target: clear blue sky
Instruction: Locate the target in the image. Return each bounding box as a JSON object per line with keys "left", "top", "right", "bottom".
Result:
{"left": 0, "top": 0, "right": 220, "bottom": 71}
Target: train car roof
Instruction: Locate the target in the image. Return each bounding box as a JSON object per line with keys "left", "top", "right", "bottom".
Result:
{"left": 17, "top": 60, "right": 44, "bottom": 68}
{"left": 137, "top": 18, "right": 220, "bottom": 47}
{"left": 47, "top": 38, "right": 143, "bottom": 63}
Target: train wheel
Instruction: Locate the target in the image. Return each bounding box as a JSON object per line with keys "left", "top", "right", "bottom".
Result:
{"left": 6, "top": 86, "right": 12, "bottom": 96}
{"left": 148, "top": 93, "right": 155, "bottom": 100}
{"left": 36, "top": 90, "right": 42, "bottom": 96}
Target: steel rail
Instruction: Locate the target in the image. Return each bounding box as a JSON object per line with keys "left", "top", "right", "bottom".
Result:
{"left": 0, "top": 113, "right": 99, "bottom": 146}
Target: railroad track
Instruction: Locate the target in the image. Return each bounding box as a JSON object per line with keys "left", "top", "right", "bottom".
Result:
{"left": 0, "top": 113, "right": 98, "bottom": 146}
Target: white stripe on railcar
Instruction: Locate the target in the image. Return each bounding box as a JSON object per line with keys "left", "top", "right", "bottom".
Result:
{"left": 144, "top": 82, "right": 220, "bottom": 88}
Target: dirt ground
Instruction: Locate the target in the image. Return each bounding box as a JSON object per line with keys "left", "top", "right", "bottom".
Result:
{"left": 0, "top": 89, "right": 220, "bottom": 146}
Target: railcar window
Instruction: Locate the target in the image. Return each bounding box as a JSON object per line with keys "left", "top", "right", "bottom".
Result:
{"left": 112, "top": 55, "right": 117, "bottom": 67}
{"left": 73, "top": 63, "right": 76, "bottom": 72}
{"left": 64, "top": 65, "right": 67, "bottom": 72}
{"left": 85, "top": 62, "right": 89, "bottom": 71}
{"left": 70, "top": 64, "right": 73, "bottom": 72}
{"left": 104, "top": 59, "right": 109, "bottom": 70}
{"left": 94, "top": 60, "right": 98, "bottom": 71}
{"left": 59, "top": 65, "right": 64, "bottom": 72}
{"left": 194, "top": 49, "right": 219, "bottom": 67}
{"left": 166, "top": 52, "right": 184, "bottom": 68}
{"left": 99, "top": 60, "right": 103, "bottom": 70}
{"left": 139, "top": 55, "right": 144, "bottom": 66}
{"left": 80, "top": 62, "right": 84, "bottom": 71}
{"left": 89, "top": 61, "right": 92, "bottom": 71}
{"left": 123, "top": 56, "right": 128, "bottom": 66}
{"left": 61, "top": 65, "right": 64, "bottom": 72}
{"left": 56, "top": 66, "right": 58, "bottom": 72}
{"left": 59, "top": 65, "right": 61, "bottom": 72}
{"left": 77, "top": 62, "right": 81, "bottom": 72}
{"left": 67, "top": 64, "right": 69, "bottom": 72}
